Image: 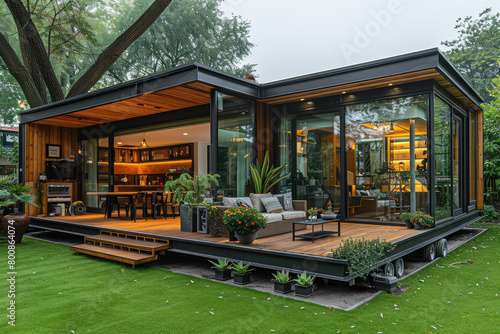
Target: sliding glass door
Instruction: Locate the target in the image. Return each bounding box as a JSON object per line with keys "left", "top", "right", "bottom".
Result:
{"left": 81, "top": 137, "right": 109, "bottom": 211}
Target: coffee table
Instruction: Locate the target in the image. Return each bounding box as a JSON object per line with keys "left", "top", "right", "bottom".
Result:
{"left": 292, "top": 218, "right": 341, "bottom": 243}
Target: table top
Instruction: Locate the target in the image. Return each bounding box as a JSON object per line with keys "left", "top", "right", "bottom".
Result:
{"left": 293, "top": 218, "right": 340, "bottom": 226}
{"left": 87, "top": 191, "right": 163, "bottom": 196}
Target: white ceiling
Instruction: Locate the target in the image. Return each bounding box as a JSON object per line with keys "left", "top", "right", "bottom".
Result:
{"left": 114, "top": 123, "right": 210, "bottom": 148}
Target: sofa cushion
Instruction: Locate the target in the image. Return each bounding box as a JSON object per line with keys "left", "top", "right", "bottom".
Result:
{"left": 261, "top": 213, "right": 283, "bottom": 223}
{"left": 249, "top": 193, "right": 272, "bottom": 212}
{"left": 273, "top": 192, "right": 293, "bottom": 211}
{"left": 281, "top": 210, "right": 306, "bottom": 220}
{"left": 222, "top": 197, "right": 253, "bottom": 208}
{"left": 260, "top": 197, "right": 284, "bottom": 213}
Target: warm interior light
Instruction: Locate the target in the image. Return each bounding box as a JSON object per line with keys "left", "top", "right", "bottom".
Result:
{"left": 300, "top": 98, "right": 305, "bottom": 101}
{"left": 342, "top": 91, "right": 346, "bottom": 94}
{"left": 183, "top": 133, "right": 188, "bottom": 136}
{"left": 117, "top": 142, "right": 123, "bottom": 145}
{"left": 388, "top": 83, "right": 393, "bottom": 86}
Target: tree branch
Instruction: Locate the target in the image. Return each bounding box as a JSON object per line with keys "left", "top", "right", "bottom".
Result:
{"left": 0, "top": 31, "right": 44, "bottom": 107}
{"left": 67, "top": 0, "right": 172, "bottom": 98}
{"left": 5, "top": 0, "right": 64, "bottom": 101}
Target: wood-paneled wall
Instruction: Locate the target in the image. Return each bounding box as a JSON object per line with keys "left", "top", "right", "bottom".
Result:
{"left": 476, "top": 109, "right": 484, "bottom": 210}
{"left": 24, "top": 123, "right": 78, "bottom": 216}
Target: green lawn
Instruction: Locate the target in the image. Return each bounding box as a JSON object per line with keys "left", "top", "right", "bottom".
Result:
{"left": 1, "top": 222, "right": 498, "bottom": 333}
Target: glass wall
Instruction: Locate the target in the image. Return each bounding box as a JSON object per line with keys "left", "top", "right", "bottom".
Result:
{"left": 295, "top": 112, "right": 341, "bottom": 212}
{"left": 217, "top": 93, "right": 254, "bottom": 197}
{"left": 82, "top": 137, "right": 109, "bottom": 209}
{"left": 345, "top": 95, "right": 429, "bottom": 221}
{"left": 469, "top": 112, "right": 477, "bottom": 204}
{"left": 277, "top": 111, "right": 292, "bottom": 194}
{"left": 453, "top": 117, "right": 462, "bottom": 212}
{"left": 434, "top": 97, "right": 452, "bottom": 220}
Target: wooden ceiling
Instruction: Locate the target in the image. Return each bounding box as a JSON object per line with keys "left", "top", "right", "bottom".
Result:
{"left": 261, "top": 69, "right": 482, "bottom": 112}
{"left": 33, "top": 82, "right": 213, "bottom": 128}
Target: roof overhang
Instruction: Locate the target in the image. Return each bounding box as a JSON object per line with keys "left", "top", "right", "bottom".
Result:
{"left": 20, "top": 48, "right": 483, "bottom": 127}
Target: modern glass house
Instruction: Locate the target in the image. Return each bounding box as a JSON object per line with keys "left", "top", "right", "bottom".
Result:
{"left": 20, "top": 48, "right": 482, "bottom": 225}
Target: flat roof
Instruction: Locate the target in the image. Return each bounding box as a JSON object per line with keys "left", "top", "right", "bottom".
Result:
{"left": 20, "top": 48, "right": 483, "bottom": 126}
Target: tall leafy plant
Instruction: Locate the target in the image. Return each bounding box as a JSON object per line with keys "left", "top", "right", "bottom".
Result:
{"left": 0, "top": 174, "right": 36, "bottom": 211}
{"left": 164, "top": 173, "right": 219, "bottom": 205}
{"left": 248, "top": 151, "right": 290, "bottom": 194}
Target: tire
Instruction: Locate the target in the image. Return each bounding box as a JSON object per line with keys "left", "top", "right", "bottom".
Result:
{"left": 436, "top": 239, "right": 448, "bottom": 258}
{"left": 424, "top": 242, "right": 436, "bottom": 262}
{"left": 393, "top": 258, "right": 404, "bottom": 278}
{"left": 383, "top": 262, "right": 395, "bottom": 276}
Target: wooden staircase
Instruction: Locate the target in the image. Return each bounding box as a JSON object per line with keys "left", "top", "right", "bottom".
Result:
{"left": 70, "top": 230, "right": 171, "bottom": 268}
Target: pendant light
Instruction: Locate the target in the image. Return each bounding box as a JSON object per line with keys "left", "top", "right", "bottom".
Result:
{"left": 137, "top": 103, "right": 151, "bottom": 149}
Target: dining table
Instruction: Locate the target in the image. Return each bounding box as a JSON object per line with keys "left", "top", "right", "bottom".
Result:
{"left": 87, "top": 191, "right": 162, "bottom": 219}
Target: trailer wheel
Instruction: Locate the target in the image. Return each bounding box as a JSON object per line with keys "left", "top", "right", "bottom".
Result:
{"left": 393, "top": 258, "right": 404, "bottom": 278}
{"left": 424, "top": 243, "right": 436, "bottom": 262}
{"left": 383, "top": 262, "right": 395, "bottom": 276}
{"left": 436, "top": 239, "right": 448, "bottom": 258}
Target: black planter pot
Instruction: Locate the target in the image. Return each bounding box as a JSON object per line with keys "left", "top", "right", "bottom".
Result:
{"left": 228, "top": 230, "right": 237, "bottom": 241}
{"left": 404, "top": 220, "right": 414, "bottom": 229}
{"left": 234, "top": 231, "right": 258, "bottom": 244}
{"left": 2, "top": 213, "right": 30, "bottom": 244}
{"left": 234, "top": 272, "right": 251, "bottom": 285}
{"left": 272, "top": 280, "right": 293, "bottom": 294}
{"left": 180, "top": 205, "right": 198, "bottom": 232}
{"left": 295, "top": 284, "right": 315, "bottom": 297}
{"left": 214, "top": 269, "right": 232, "bottom": 281}
{"left": 414, "top": 223, "right": 423, "bottom": 230}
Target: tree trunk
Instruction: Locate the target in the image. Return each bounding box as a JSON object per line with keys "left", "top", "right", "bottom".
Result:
{"left": 67, "top": 0, "right": 172, "bottom": 98}
{"left": 0, "top": 32, "right": 44, "bottom": 107}
{"left": 5, "top": 0, "right": 64, "bottom": 102}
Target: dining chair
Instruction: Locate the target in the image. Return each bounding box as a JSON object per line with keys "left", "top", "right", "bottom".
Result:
{"left": 163, "top": 192, "right": 179, "bottom": 219}
{"left": 130, "top": 192, "right": 148, "bottom": 222}
{"left": 151, "top": 191, "right": 164, "bottom": 220}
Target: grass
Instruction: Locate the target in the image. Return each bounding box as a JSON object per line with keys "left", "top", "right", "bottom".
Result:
{"left": 0, "top": 222, "right": 498, "bottom": 333}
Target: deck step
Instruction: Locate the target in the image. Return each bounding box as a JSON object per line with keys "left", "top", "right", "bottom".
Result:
{"left": 85, "top": 234, "right": 171, "bottom": 252}
{"left": 70, "top": 244, "right": 158, "bottom": 267}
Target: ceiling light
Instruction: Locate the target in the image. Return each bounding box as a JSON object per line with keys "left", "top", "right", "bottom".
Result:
{"left": 138, "top": 135, "right": 150, "bottom": 149}
{"left": 388, "top": 83, "right": 393, "bottom": 86}
{"left": 300, "top": 98, "right": 305, "bottom": 101}
{"left": 342, "top": 91, "right": 346, "bottom": 94}
{"left": 117, "top": 141, "right": 123, "bottom": 145}
{"left": 183, "top": 133, "right": 188, "bottom": 136}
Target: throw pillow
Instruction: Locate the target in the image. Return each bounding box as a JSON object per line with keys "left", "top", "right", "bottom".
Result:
{"left": 223, "top": 197, "right": 253, "bottom": 208}
{"left": 273, "top": 192, "right": 293, "bottom": 211}
{"left": 249, "top": 192, "right": 272, "bottom": 212}
{"left": 260, "top": 197, "right": 284, "bottom": 213}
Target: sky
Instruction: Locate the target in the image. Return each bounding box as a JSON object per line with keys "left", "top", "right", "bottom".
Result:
{"left": 219, "top": 0, "right": 498, "bottom": 83}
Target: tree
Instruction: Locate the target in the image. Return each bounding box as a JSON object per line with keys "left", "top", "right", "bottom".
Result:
{"left": 0, "top": 0, "right": 173, "bottom": 108}
{"left": 441, "top": 8, "right": 500, "bottom": 102}
{"left": 105, "top": 0, "right": 256, "bottom": 85}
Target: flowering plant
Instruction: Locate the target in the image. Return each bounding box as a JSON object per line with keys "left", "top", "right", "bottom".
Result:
{"left": 223, "top": 206, "right": 267, "bottom": 234}
{"left": 411, "top": 211, "right": 435, "bottom": 228}
{"left": 307, "top": 207, "right": 318, "bottom": 215}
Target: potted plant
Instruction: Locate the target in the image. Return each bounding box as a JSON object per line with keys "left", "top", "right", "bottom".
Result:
{"left": 400, "top": 212, "right": 413, "bottom": 229}
{"left": 411, "top": 211, "right": 435, "bottom": 230}
{"left": 230, "top": 261, "right": 253, "bottom": 285}
{"left": 223, "top": 205, "right": 268, "bottom": 244}
{"left": 208, "top": 258, "right": 232, "bottom": 281}
{"left": 271, "top": 269, "right": 294, "bottom": 294}
{"left": 293, "top": 271, "right": 317, "bottom": 297}
{"left": 307, "top": 207, "right": 318, "bottom": 222}
{"left": 1, "top": 174, "right": 37, "bottom": 244}
{"left": 320, "top": 208, "right": 337, "bottom": 220}
{"left": 165, "top": 173, "right": 219, "bottom": 232}
{"left": 248, "top": 151, "right": 290, "bottom": 194}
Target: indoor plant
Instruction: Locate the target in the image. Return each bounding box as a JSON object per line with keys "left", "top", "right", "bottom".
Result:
{"left": 293, "top": 271, "right": 316, "bottom": 297}
{"left": 271, "top": 269, "right": 294, "bottom": 294}
{"left": 1, "top": 174, "right": 37, "bottom": 244}
{"left": 400, "top": 212, "right": 413, "bottom": 229}
{"left": 248, "top": 151, "right": 290, "bottom": 194}
{"left": 208, "top": 258, "right": 232, "bottom": 281}
{"left": 223, "top": 205, "right": 268, "bottom": 244}
{"left": 307, "top": 207, "right": 318, "bottom": 221}
{"left": 165, "top": 173, "right": 219, "bottom": 232}
{"left": 230, "top": 261, "right": 254, "bottom": 285}
{"left": 411, "top": 211, "right": 435, "bottom": 229}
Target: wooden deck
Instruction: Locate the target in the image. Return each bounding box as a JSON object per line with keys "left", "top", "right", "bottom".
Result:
{"left": 42, "top": 213, "right": 422, "bottom": 257}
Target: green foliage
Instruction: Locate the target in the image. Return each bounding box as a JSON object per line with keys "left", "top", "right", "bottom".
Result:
{"left": 482, "top": 76, "right": 500, "bottom": 203}
{"left": 410, "top": 212, "right": 435, "bottom": 228}
{"left": 229, "top": 261, "right": 253, "bottom": 274}
{"left": 207, "top": 257, "right": 229, "bottom": 271}
{"left": 248, "top": 151, "right": 290, "bottom": 194}
{"left": 293, "top": 271, "right": 316, "bottom": 287}
{"left": 331, "top": 237, "right": 395, "bottom": 280}
{"left": 223, "top": 205, "right": 267, "bottom": 234}
{"left": 107, "top": 0, "right": 256, "bottom": 85}
{"left": 202, "top": 202, "right": 227, "bottom": 237}
{"left": 442, "top": 8, "right": 500, "bottom": 102}
{"left": 481, "top": 205, "right": 500, "bottom": 222}
{"left": 0, "top": 174, "right": 36, "bottom": 209}
{"left": 271, "top": 269, "right": 291, "bottom": 283}
{"left": 164, "top": 173, "right": 219, "bottom": 205}
{"left": 400, "top": 212, "right": 412, "bottom": 222}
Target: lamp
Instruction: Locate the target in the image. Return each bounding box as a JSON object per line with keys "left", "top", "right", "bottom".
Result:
{"left": 138, "top": 134, "right": 150, "bottom": 149}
